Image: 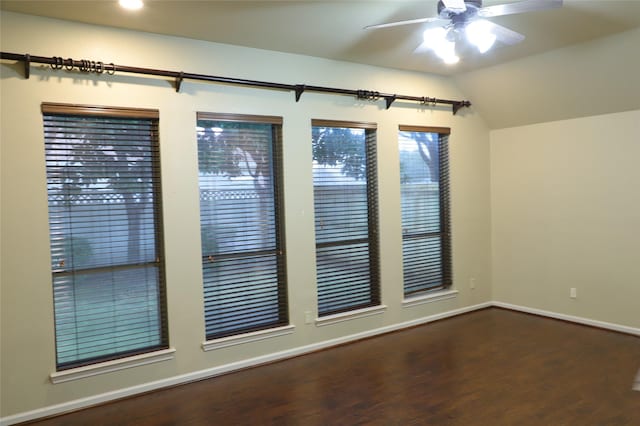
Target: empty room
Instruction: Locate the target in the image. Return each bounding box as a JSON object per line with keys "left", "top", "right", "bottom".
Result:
{"left": 1, "top": 1, "right": 638, "bottom": 424}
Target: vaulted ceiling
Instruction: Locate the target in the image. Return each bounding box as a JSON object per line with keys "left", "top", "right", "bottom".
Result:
{"left": 2, "top": 0, "right": 640, "bottom": 127}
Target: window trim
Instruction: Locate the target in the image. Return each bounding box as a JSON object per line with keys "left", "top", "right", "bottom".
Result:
{"left": 399, "top": 124, "right": 450, "bottom": 135}
{"left": 50, "top": 348, "right": 176, "bottom": 384}
{"left": 202, "top": 325, "right": 295, "bottom": 352}
{"left": 42, "top": 103, "right": 158, "bottom": 118}
{"left": 315, "top": 304, "right": 387, "bottom": 327}
{"left": 196, "top": 112, "right": 282, "bottom": 125}
{"left": 402, "top": 289, "right": 459, "bottom": 308}
{"left": 311, "top": 119, "right": 376, "bottom": 130}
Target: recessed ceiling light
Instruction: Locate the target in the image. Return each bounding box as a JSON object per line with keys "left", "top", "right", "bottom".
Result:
{"left": 119, "top": 0, "right": 143, "bottom": 11}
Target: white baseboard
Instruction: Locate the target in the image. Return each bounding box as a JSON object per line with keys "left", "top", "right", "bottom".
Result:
{"left": 0, "top": 301, "right": 491, "bottom": 426}
{"left": 492, "top": 301, "right": 640, "bottom": 336}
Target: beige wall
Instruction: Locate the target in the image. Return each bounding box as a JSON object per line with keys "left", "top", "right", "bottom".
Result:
{"left": 0, "top": 12, "right": 492, "bottom": 418}
{"left": 491, "top": 110, "right": 640, "bottom": 328}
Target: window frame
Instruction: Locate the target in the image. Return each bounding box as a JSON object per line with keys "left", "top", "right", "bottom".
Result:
{"left": 398, "top": 124, "right": 452, "bottom": 297}
{"left": 42, "top": 102, "right": 169, "bottom": 371}
{"left": 196, "top": 112, "right": 289, "bottom": 341}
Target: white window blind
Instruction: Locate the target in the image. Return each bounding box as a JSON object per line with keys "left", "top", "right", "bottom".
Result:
{"left": 197, "top": 113, "right": 288, "bottom": 340}
{"left": 43, "top": 103, "right": 168, "bottom": 370}
{"left": 311, "top": 120, "right": 380, "bottom": 316}
{"left": 398, "top": 125, "right": 452, "bottom": 296}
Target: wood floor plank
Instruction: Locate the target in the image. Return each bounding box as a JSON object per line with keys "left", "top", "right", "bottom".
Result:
{"left": 24, "top": 308, "right": 640, "bottom": 425}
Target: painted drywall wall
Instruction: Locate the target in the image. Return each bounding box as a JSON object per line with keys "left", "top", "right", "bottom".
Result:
{"left": 0, "top": 12, "right": 492, "bottom": 419}
{"left": 491, "top": 110, "right": 640, "bottom": 328}
{"left": 455, "top": 27, "right": 640, "bottom": 130}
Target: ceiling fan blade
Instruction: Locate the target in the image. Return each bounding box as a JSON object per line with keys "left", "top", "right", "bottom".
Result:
{"left": 364, "top": 17, "right": 446, "bottom": 30}
{"left": 478, "top": 0, "right": 563, "bottom": 18}
{"left": 484, "top": 21, "right": 525, "bottom": 45}
{"left": 442, "top": 0, "right": 467, "bottom": 13}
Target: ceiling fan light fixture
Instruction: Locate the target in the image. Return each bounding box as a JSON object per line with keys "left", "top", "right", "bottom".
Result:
{"left": 422, "top": 27, "right": 447, "bottom": 49}
{"left": 466, "top": 20, "right": 497, "bottom": 53}
{"left": 423, "top": 27, "right": 458, "bottom": 65}
{"left": 434, "top": 40, "right": 458, "bottom": 63}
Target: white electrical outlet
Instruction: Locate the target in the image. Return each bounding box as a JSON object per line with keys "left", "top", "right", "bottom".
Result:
{"left": 570, "top": 288, "right": 577, "bottom": 299}
{"left": 469, "top": 278, "right": 476, "bottom": 290}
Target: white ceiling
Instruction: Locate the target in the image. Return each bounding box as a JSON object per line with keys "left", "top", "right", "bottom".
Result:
{"left": 2, "top": 0, "right": 640, "bottom": 76}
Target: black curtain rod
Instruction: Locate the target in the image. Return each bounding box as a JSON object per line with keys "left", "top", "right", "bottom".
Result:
{"left": 0, "top": 52, "right": 471, "bottom": 114}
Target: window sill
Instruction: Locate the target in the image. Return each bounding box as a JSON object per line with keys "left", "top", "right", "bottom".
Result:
{"left": 50, "top": 348, "right": 176, "bottom": 384}
{"left": 402, "top": 289, "right": 459, "bottom": 308}
{"left": 202, "top": 325, "right": 296, "bottom": 352}
{"left": 315, "top": 305, "right": 387, "bottom": 327}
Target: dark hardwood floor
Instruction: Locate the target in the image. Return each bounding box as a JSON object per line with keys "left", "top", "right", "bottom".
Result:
{"left": 25, "top": 308, "right": 640, "bottom": 425}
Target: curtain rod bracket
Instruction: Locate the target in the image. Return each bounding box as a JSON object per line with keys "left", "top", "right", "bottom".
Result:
{"left": 24, "top": 53, "right": 30, "bottom": 79}
{"left": 175, "top": 72, "right": 184, "bottom": 93}
{"left": 384, "top": 95, "right": 396, "bottom": 110}
{"left": 452, "top": 100, "right": 471, "bottom": 115}
{"left": 294, "top": 85, "right": 305, "bottom": 102}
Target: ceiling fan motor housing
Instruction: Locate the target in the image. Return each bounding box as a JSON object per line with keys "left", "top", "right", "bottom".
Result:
{"left": 438, "top": 0, "right": 482, "bottom": 19}
{"left": 438, "top": 0, "right": 482, "bottom": 33}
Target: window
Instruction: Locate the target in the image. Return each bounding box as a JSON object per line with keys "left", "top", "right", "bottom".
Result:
{"left": 43, "top": 103, "right": 168, "bottom": 370}
{"left": 311, "top": 120, "right": 380, "bottom": 316}
{"left": 197, "top": 113, "right": 287, "bottom": 340}
{"left": 398, "top": 125, "right": 452, "bottom": 296}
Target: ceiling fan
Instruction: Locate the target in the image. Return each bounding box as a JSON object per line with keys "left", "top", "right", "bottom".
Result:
{"left": 365, "top": 0, "right": 563, "bottom": 64}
